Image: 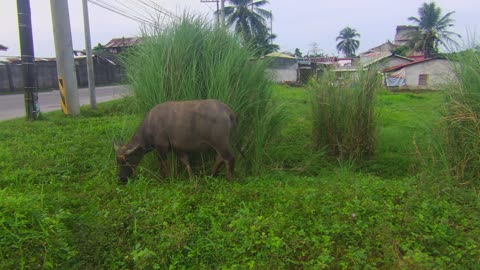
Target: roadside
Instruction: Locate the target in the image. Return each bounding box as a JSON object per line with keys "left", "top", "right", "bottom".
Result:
{"left": 0, "top": 84, "right": 129, "bottom": 121}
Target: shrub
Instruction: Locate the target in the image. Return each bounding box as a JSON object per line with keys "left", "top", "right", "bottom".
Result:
{"left": 310, "top": 69, "right": 380, "bottom": 161}
{"left": 443, "top": 48, "right": 480, "bottom": 182}
{"left": 121, "top": 16, "right": 282, "bottom": 174}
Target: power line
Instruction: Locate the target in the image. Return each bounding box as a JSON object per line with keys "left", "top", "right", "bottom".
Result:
{"left": 88, "top": 0, "right": 157, "bottom": 26}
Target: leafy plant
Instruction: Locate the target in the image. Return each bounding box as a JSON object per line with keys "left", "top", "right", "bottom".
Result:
{"left": 121, "top": 16, "right": 283, "bottom": 174}
{"left": 310, "top": 69, "right": 380, "bottom": 161}
{"left": 443, "top": 48, "right": 480, "bottom": 182}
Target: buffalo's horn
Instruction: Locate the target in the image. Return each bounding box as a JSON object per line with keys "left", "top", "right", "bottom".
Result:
{"left": 113, "top": 139, "right": 121, "bottom": 152}
{"left": 124, "top": 144, "right": 141, "bottom": 156}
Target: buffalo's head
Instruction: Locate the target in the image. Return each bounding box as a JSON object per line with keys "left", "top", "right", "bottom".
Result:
{"left": 113, "top": 140, "right": 144, "bottom": 183}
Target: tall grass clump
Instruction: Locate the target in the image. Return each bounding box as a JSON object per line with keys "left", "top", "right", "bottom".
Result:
{"left": 443, "top": 48, "right": 480, "bottom": 182}
{"left": 310, "top": 70, "right": 380, "bottom": 161}
{"left": 121, "top": 16, "right": 281, "bottom": 174}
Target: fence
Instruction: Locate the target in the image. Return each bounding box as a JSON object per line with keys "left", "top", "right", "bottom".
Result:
{"left": 0, "top": 56, "right": 124, "bottom": 92}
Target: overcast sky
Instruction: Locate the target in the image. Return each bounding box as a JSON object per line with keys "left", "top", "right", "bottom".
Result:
{"left": 1, "top": 0, "right": 479, "bottom": 57}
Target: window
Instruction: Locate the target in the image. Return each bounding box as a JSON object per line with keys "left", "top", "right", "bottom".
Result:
{"left": 419, "top": 74, "right": 429, "bottom": 86}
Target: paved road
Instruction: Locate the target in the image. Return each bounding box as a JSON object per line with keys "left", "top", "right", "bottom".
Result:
{"left": 0, "top": 85, "right": 129, "bottom": 121}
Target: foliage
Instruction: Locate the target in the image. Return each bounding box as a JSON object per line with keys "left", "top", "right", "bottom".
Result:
{"left": 222, "top": 0, "right": 277, "bottom": 55}
{"left": 121, "top": 16, "right": 282, "bottom": 174}
{"left": 252, "top": 31, "right": 280, "bottom": 56}
{"left": 336, "top": 27, "right": 360, "bottom": 58}
{"left": 294, "top": 48, "right": 303, "bottom": 58}
{"left": 310, "top": 70, "right": 380, "bottom": 161}
{"left": 443, "top": 48, "right": 480, "bottom": 182}
{"left": 408, "top": 2, "right": 461, "bottom": 58}
{"left": 0, "top": 86, "right": 479, "bottom": 268}
{"left": 391, "top": 44, "right": 410, "bottom": 56}
{"left": 92, "top": 43, "right": 106, "bottom": 53}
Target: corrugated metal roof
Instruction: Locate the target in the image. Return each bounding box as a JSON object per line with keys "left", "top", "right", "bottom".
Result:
{"left": 304, "top": 57, "right": 337, "bottom": 64}
{"left": 383, "top": 58, "right": 437, "bottom": 72}
{"left": 266, "top": 52, "right": 296, "bottom": 59}
{"left": 104, "top": 37, "right": 142, "bottom": 48}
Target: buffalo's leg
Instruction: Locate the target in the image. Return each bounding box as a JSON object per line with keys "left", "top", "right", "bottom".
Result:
{"left": 155, "top": 147, "right": 169, "bottom": 178}
{"left": 210, "top": 153, "right": 224, "bottom": 177}
{"left": 220, "top": 148, "right": 235, "bottom": 181}
{"left": 178, "top": 152, "right": 193, "bottom": 178}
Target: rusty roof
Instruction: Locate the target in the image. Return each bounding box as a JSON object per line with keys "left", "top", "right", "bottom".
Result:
{"left": 104, "top": 37, "right": 142, "bottom": 48}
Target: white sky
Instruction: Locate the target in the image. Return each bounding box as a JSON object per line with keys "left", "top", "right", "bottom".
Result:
{"left": 1, "top": 0, "right": 479, "bottom": 57}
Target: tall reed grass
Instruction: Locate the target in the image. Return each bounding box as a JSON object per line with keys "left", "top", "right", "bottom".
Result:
{"left": 121, "top": 16, "right": 282, "bottom": 174}
{"left": 310, "top": 70, "right": 380, "bottom": 161}
{"left": 443, "top": 48, "right": 480, "bottom": 182}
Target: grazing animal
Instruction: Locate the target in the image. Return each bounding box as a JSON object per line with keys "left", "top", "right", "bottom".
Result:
{"left": 113, "top": 99, "right": 237, "bottom": 183}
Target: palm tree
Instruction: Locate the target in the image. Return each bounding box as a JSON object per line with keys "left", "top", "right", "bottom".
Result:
{"left": 252, "top": 30, "right": 279, "bottom": 56}
{"left": 223, "top": 0, "right": 272, "bottom": 42}
{"left": 336, "top": 27, "right": 360, "bottom": 58}
{"left": 408, "top": 2, "right": 460, "bottom": 58}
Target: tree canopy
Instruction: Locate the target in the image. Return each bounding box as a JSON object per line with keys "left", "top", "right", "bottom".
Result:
{"left": 408, "top": 2, "right": 460, "bottom": 58}
{"left": 336, "top": 27, "right": 360, "bottom": 58}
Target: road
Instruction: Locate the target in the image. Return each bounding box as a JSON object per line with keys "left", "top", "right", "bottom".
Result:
{"left": 0, "top": 85, "right": 129, "bottom": 121}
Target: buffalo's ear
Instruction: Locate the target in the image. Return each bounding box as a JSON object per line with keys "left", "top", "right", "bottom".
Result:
{"left": 113, "top": 139, "right": 121, "bottom": 152}
{"left": 124, "top": 144, "right": 142, "bottom": 156}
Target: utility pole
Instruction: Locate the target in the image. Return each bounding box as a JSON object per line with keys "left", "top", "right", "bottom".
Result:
{"left": 50, "top": 0, "right": 80, "bottom": 115}
{"left": 82, "top": 0, "right": 96, "bottom": 109}
{"left": 17, "top": 0, "right": 39, "bottom": 120}
{"left": 220, "top": 0, "right": 225, "bottom": 27}
{"left": 200, "top": 0, "right": 220, "bottom": 27}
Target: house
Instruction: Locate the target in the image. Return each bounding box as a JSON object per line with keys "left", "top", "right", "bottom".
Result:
{"left": 266, "top": 52, "right": 298, "bottom": 83}
{"left": 361, "top": 41, "right": 400, "bottom": 55}
{"left": 394, "top": 25, "right": 419, "bottom": 46}
{"left": 383, "top": 58, "right": 455, "bottom": 90}
{"left": 360, "top": 52, "right": 414, "bottom": 69}
{"left": 0, "top": 44, "right": 8, "bottom": 51}
{"left": 103, "top": 37, "right": 142, "bottom": 54}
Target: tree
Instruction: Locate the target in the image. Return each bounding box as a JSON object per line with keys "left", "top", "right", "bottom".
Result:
{"left": 391, "top": 44, "right": 410, "bottom": 56}
{"left": 253, "top": 30, "right": 279, "bottom": 56}
{"left": 93, "top": 43, "right": 106, "bottom": 53}
{"left": 220, "top": 0, "right": 278, "bottom": 56}
{"left": 408, "top": 2, "right": 460, "bottom": 58}
{"left": 336, "top": 27, "right": 360, "bottom": 58}
{"left": 224, "top": 0, "right": 272, "bottom": 42}
{"left": 294, "top": 48, "right": 303, "bottom": 58}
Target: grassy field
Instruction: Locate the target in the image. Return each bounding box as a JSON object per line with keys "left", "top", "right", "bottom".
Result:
{"left": 1, "top": 86, "right": 479, "bottom": 269}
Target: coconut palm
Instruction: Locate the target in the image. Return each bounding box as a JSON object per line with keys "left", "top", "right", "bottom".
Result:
{"left": 223, "top": 0, "right": 272, "bottom": 42}
{"left": 408, "top": 2, "right": 460, "bottom": 58}
{"left": 336, "top": 27, "right": 360, "bottom": 58}
{"left": 253, "top": 30, "right": 279, "bottom": 56}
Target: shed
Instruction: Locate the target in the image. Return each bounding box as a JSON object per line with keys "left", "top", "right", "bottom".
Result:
{"left": 266, "top": 52, "right": 298, "bottom": 83}
{"left": 383, "top": 58, "right": 454, "bottom": 90}
{"left": 103, "top": 37, "right": 142, "bottom": 54}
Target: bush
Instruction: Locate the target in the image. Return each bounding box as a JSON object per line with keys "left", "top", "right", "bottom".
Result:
{"left": 443, "top": 48, "right": 480, "bottom": 182}
{"left": 121, "top": 16, "right": 282, "bottom": 174}
{"left": 310, "top": 70, "right": 380, "bottom": 161}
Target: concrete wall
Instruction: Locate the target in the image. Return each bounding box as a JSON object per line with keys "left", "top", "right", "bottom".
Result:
{"left": 267, "top": 57, "right": 298, "bottom": 83}
{"left": 404, "top": 59, "right": 454, "bottom": 89}
{"left": 0, "top": 58, "right": 124, "bottom": 92}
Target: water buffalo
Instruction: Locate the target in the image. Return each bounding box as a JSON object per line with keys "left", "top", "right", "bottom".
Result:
{"left": 113, "top": 99, "right": 237, "bottom": 183}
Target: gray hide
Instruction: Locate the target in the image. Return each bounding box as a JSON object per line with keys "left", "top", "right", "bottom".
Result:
{"left": 114, "top": 99, "right": 236, "bottom": 182}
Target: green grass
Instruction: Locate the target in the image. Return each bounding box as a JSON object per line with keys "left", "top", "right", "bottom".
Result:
{"left": 0, "top": 86, "right": 479, "bottom": 269}
{"left": 121, "top": 16, "right": 282, "bottom": 174}
{"left": 310, "top": 70, "right": 380, "bottom": 161}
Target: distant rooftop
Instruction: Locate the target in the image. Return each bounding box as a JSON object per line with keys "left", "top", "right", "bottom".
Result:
{"left": 0, "top": 44, "right": 8, "bottom": 51}
{"left": 104, "top": 37, "right": 142, "bottom": 48}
